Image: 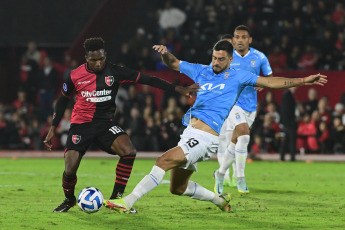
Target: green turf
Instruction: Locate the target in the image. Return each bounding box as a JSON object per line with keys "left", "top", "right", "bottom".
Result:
{"left": 0, "top": 158, "right": 344, "bottom": 230}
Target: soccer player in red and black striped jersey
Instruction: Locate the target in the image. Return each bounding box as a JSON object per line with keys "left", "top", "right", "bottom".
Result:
{"left": 44, "top": 37, "right": 199, "bottom": 213}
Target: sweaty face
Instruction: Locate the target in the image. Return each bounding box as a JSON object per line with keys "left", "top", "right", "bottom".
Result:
{"left": 232, "top": 30, "right": 252, "bottom": 53}
{"left": 212, "top": 50, "right": 232, "bottom": 74}
{"left": 85, "top": 49, "right": 106, "bottom": 72}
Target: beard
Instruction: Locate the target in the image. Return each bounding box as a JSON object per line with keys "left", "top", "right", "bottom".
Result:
{"left": 212, "top": 65, "right": 227, "bottom": 74}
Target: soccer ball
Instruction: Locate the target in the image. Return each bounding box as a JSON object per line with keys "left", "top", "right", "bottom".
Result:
{"left": 77, "top": 187, "right": 104, "bottom": 213}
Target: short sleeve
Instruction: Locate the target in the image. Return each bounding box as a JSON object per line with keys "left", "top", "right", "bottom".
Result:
{"left": 114, "top": 65, "right": 140, "bottom": 84}
{"left": 61, "top": 74, "right": 75, "bottom": 98}
{"left": 240, "top": 70, "right": 259, "bottom": 87}
{"left": 261, "top": 55, "right": 273, "bottom": 76}
{"left": 179, "top": 61, "right": 203, "bottom": 82}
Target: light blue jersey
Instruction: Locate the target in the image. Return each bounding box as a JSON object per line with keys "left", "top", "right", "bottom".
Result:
{"left": 230, "top": 47, "right": 272, "bottom": 112}
{"left": 180, "top": 61, "right": 258, "bottom": 134}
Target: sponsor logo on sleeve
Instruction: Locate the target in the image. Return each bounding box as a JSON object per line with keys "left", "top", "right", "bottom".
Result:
{"left": 63, "top": 83, "right": 68, "bottom": 91}
{"left": 72, "top": 135, "right": 81, "bottom": 144}
{"left": 105, "top": 76, "right": 114, "bottom": 86}
{"left": 235, "top": 113, "right": 240, "bottom": 120}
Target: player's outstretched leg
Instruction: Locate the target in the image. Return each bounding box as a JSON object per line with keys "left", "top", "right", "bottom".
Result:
{"left": 170, "top": 168, "right": 231, "bottom": 212}
{"left": 180, "top": 180, "right": 232, "bottom": 212}
{"left": 235, "top": 135, "right": 250, "bottom": 194}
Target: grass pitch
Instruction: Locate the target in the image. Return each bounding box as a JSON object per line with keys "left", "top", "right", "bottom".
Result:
{"left": 0, "top": 157, "right": 344, "bottom": 230}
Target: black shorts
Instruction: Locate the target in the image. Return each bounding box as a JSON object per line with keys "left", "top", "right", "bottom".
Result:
{"left": 65, "top": 120, "right": 126, "bottom": 156}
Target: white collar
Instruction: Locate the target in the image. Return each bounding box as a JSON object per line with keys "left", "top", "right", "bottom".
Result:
{"left": 234, "top": 49, "right": 250, "bottom": 58}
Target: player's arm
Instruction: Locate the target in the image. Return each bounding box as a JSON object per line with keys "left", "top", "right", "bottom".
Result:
{"left": 138, "top": 74, "right": 199, "bottom": 97}
{"left": 153, "top": 45, "right": 180, "bottom": 72}
{"left": 44, "top": 76, "right": 75, "bottom": 151}
{"left": 255, "top": 74, "right": 327, "bottom": 89}
{"left": 255, "top": 73, "right": 272, "bottom": 92}
{"left": 43, "top": 94, "right": 70, "bottom": 151}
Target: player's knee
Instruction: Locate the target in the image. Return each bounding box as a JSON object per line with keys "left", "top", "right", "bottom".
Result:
{"left": 156, "top": 154, "right": 180, "bottom": 167}
{"left": 117, "top": 145, "right": 137, "bottom": 156}
{"left": 170, "top": 186, "right": 185, "bottom": 195}
{"left": 237, "top": 135, "right": 250, "bottom": 150}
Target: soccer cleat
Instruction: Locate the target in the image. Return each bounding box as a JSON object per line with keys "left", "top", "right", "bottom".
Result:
{"left": 237, "top": 177, "right": 249, "bottom": 194}
{"left": 104, "top": 198, "right": 138, "bottom": 214}
{"left": 213, "top": 170, "right": 224, "bottom": 195}
{"left": 53, "top": 197, "right": 76, "bottom": 212}
{"left": 217, "top": 193, "right": 232, "bottom": 212}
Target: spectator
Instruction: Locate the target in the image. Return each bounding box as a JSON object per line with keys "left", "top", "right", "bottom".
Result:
{"left": 162, "top": 97, "right": 183, "bottom": 120}
{"left": 126, "top": 107, "right": 146, "bottom": 151}
{"left": 250, "top": 134, "right": 263, "bottom": 156}
{"left": 268, "top": 45, "right": 287, "bottom": 71}
{"left": 143, "top": 116, "right": 160, "bottom": 151}
{"left": 26, "top": 41, "right": 41, "bottom": 65}
{"left": 56, "top": 108, "right": 72, "bottom": 147}
{"left": 27, "top": 119, "right": 41, "bottom": 150}
{"left": 115, "top": 42, "right": 136, "bottom": 68}
{"left": 257, "top": 113, "right": 280, "bottom": 153}
{"left": 128, "top": 27, "right": 151, "bottom": 58}
{"left": 160, "top": 111, "right": 181, "bottom": 150}
{"left": 297, "top": 112, "right": 320, "bottom": 153}
{"left": 318, "top": 96, "right": 332, "bottom": 125}
{"left": 303, "top": 88, "right": 319, "bottom": 115}
{"left": 317, "top": 121, "right": 330, "bottom": 153}
{"left": 158, "top": 1, "right": 187, "bottom": 38}
{"left": 12, "top": 90, "right": 33, "bottom": 116}
{"left": 37, "top": 56, "right": 59, "bottom": 120}
{"left": 333, "top": 103, "right": 345, "bottom": 125}
{"left": 332, "top": 3, "right": 345, "bottom": 25}
{"left": 137, "top": 47, "right": 156, "bottom": 71}
{"left": 330, "top": 116, "right": 345, "bottom": 154}
{"left": 297, "top": 45, "right": 318, "bottom": 70}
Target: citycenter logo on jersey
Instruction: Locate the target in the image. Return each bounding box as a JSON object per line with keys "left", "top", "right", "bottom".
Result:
{"left": 81, "top": 89, "right": 112, "bottom": 103}
{"left": 81, "top": 89, "right": 112, "bottom": 97}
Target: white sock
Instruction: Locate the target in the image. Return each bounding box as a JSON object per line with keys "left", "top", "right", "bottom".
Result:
{"left": 235, "top": 135, "right": 250, "bottom": 178}
{"left": 232, "top": 161, "right": 237, "bottom": 178}
{"left": 182, "top": 181, "right": 223, "bottom": 206}
{"left": 123, "top": 165, "right": 165, "bottom": 208}
{"left": 219, "top": 142, "right": 236, "bottom": 175}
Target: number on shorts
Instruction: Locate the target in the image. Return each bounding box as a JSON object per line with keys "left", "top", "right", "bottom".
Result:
{"left": 109, "top": 126, "right": 124, "bottom": 134}
{"left": 186, "top": 138, "right": 199, "bottom": 148}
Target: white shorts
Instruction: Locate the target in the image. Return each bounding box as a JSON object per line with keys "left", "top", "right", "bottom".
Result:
{"left": 178, "top": 125, "right": 219, "bottom": 171}
{"left": 220, "top": 105, "right": 256, "bottom": 133}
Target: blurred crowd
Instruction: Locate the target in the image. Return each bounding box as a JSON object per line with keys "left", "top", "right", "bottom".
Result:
{"left": 250, "top": 89, "right": 345, "bottom": 156}
{"left": 1, "top": 0, "right": 345, "bottom": 154}
{"left": 117, "top": 0, "right": 345, "bottom": 71}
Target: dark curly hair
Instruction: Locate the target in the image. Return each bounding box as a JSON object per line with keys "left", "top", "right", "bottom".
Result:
{"left": 83, "top": 37, "right": 105, "bottom": 53}
{"left": 213, "top": 40, "right": 233, "bottom": 57}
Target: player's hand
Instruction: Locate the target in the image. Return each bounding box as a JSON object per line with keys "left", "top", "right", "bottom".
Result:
{"left": 43, "top": 127, "right": 56, "bottom": 151}
{"left": 152, "top": 45, "right": 168, "bottom": 55}
{"left": 303, "top": 74, "right": 327, "bottom": 86}
{"left": 175, "top": 83, "right": 200, "bottom": 97}
{"left": 254, "top": 87, "right": 264, "bottom": 92}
